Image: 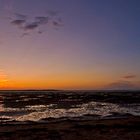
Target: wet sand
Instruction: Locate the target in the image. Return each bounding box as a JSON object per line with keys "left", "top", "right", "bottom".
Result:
{"left": 0, "top": 116, "right": 140, "bottom": 140}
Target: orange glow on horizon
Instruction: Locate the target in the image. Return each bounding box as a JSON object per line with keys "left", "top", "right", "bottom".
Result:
{"left": 0, "top": 70, "right": 9, "bottom": 89}
{"left": 0, "top": 69, "right": 139, "bottom": 90}
{"left": 0, "top": 73, "right": 108, "bottom": 90}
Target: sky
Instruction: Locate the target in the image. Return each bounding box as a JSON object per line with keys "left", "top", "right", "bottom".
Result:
{"left": 0, "top": 0, "right": 140, "bottom": 90}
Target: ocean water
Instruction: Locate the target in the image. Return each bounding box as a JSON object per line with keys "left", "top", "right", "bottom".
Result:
{"left": 0, "top": 90, "right": 140, "bottom": 123}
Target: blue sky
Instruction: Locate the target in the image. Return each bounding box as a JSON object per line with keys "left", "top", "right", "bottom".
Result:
{"left": 0, "top": 0, "right": 140, "bottom": 89}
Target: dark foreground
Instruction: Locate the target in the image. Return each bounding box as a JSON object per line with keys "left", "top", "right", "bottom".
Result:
{"left": 0, "top": 116, "right": 140, "bottom": 140}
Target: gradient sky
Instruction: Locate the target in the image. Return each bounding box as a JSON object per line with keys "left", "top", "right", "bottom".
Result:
{"left": 0, "top": 0, "right": 140, "bottom": 90}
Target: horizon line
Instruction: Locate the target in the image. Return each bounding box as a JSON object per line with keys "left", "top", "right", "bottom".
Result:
{"left": 0, "top": 89, "right": 140, "bottom": 91}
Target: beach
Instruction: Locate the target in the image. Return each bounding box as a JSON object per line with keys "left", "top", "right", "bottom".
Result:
{"left": 0, "top": 0, "right": 140, "bottom": 139}
{"left": 0, "top": 116, "right": 140, "bottom": 140}
{"left": 0, "top": 90, "right": 140, "bottom": 139}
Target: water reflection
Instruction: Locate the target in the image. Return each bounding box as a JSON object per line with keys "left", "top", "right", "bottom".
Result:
{"left": 0, "top": 95, "right": 4, "bottom": 112}
{"left": 0, "top": 92, "right": 140, "bottom": 122}
{"left": 15, "top": 101, "right": 140, "bottom": 121}
{"left": 0, "top": 104, "right": 4, "bottom": 112}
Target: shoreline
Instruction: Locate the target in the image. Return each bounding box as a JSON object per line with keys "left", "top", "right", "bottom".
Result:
{"left": 0, "top": 116, "right": 140, "bottom": 140}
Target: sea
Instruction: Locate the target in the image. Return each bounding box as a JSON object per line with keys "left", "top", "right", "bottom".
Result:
{"left": 0, "top": 90, "right": 140, "bottom": 123}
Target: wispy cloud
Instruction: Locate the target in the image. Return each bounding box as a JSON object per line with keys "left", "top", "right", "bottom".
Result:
{"left": 35, "top": 16, "right": 49, "bottom": 25}
{"left": 14, "top": 13, "right": 27, "bottom": 20}
{"left": 103, "top": 74, "right": 139, "bottom": 90}
{"left": 20, "top": 33, "right": 29, "bottom": 37}
{"left": 107, "top": 81, "right": 135, "bottom": 89}
{"left": 11, "top": 19, "right": 26, "bottom": 27}
{"left": 123, "top": 75, "right": 136, "bottom": 79}
{"left": 9, "top": 11, "right": 63, "bottom": 36}
{"left": 104, "top": 80, "right": 139, "bottom": 90}
{"left": 52, "top": 19, "right": 63, "bottom": 28}
{"left": 23, "top": 22, "right": 39, "bottom": 31}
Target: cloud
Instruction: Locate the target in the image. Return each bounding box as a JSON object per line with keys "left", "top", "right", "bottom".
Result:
{"left": 9, "top": 11, "right": 63, "bottom": 36}
{"left": 14, "top": 13, "right": 27, "bottom": 20}
{"left": 35, "top": 16, "right": 49, "bottom": 25}
{"left": 104, "top": 81, "right": 139, "bottom": 90}
{"left": 11, "top": 19, "right": 26, "bottom": 26}
{"left": 22, "top": 16, "right": 49, "bottom": 31}
{"left": 123, "top": 75, "right": 136, "bottom": 79}
{"left": 23, "top": 22, "right": 39, "bottom": 31}
{"left": 52, "top": 20, "right": 63, "bottom": 28}
{"left": 20, "top": 33, "right": 29, "bottom": 38}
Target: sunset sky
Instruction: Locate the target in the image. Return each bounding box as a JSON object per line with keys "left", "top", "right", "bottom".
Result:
{"left": 0, "top": 0, "right": 140, "bottom": 90}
